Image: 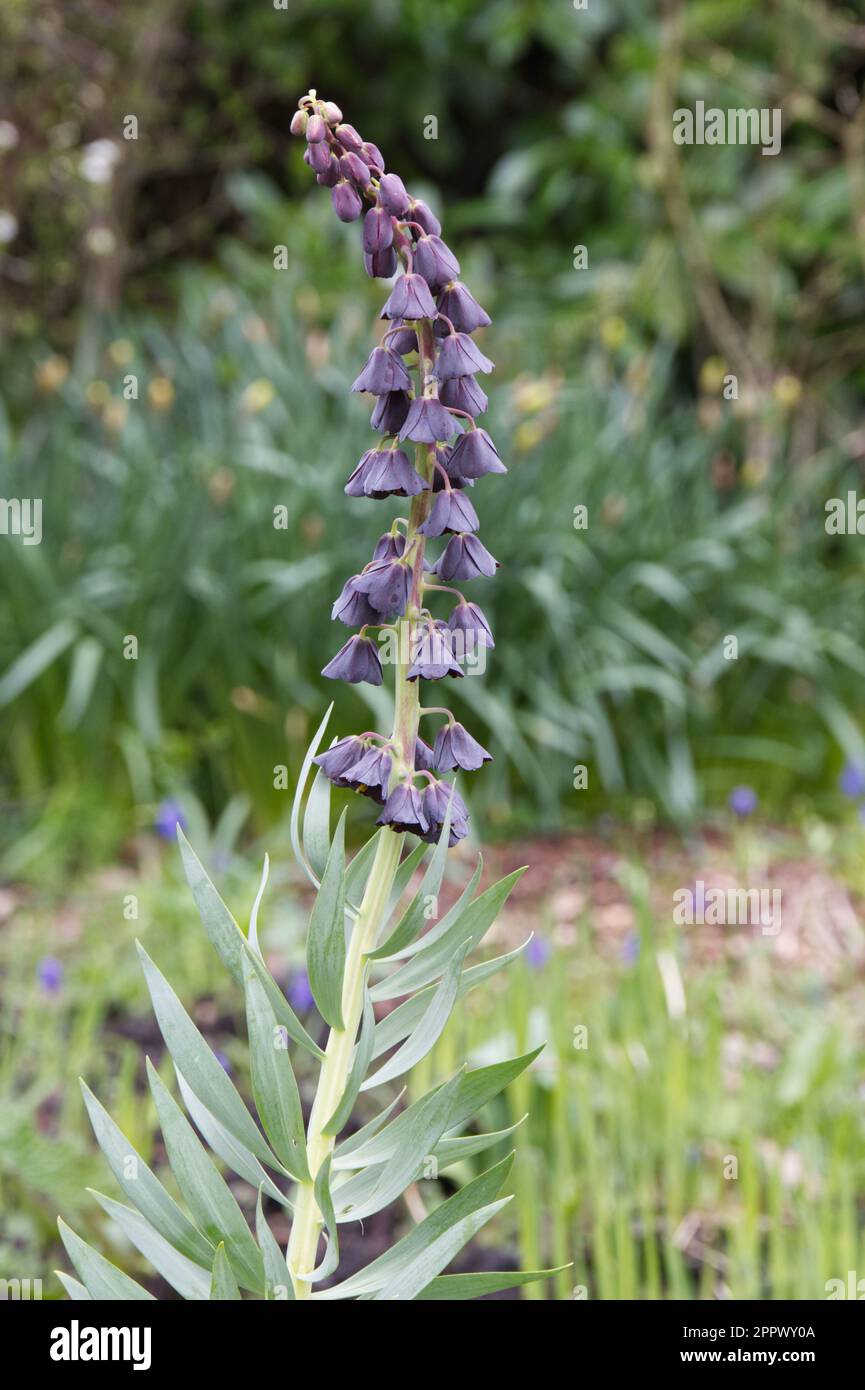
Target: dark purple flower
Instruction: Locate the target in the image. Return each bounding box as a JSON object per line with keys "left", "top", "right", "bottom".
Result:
{"left": 436, "top": 282, "right": 491, "bottom": 334}
{"left": 729, "top": 785, "right": 758, "bottom": 817}
{"left": 447, "top": 428, "right": 506, "bottom": 479}
{"left": 381, "top": 273, "right": 437, "bottom": 321}
{"left": 431, "top": 444, "right": 471, "bottom": 492}
{"left": 332, "top": 180, "right": 363, "bottom": 222}
{"left": 373, "top": 531, "right": 408, "bottom": 561}
{"left": 332, "top": 575, "right": 381, "bottom": 626}
{"left": 435, "top": 533, "right": 499, "bottom": 582}
{"left": 434, "top": 333, "right": 494, "bottom": 382}
{"left": 305, "top": 114, "right": 327, "bottom": 143}
{"left": 38, "top": 956, "right": 63, "bottom": 995}
{"left": 839, "top": 763, "right": 865, "bottom": 799}
{"left": 287, "top": 969, "right": 315, "bottom": 1013}
{"left": 379, "top": 173, "right": 410, "bottom": 217}
{"left": 341, "top": 745, "right": 393, "bottom": 803}
{"left": 386, "top": 324, "right": 417, "bottom": 357}
{"left": 155, "top": 798, "right": 186, "bottom": 839}
{"left": 526, "top": 936, "right": 551, "bottom": 970}
{"left": 361, "top": 141, "right": 385, "bottom": 171}
{"left": 340, "top": 152, "right": 371, "bottom": 186}
{"left": 351, "top": 346, "right": 412, "bottom": 395}
{"left": 316, "top": 155, "right": 341, "bottom": 188}
{"left": 364, "top": 246, "right": 398, "bottom": 279}
{"left": 407, "top": 622, "right": 464, "bottom": 681}
{"left": 370, "top": 391, "right": 411, "bottom": 433}
{"left": 420, "top": 779, "right": 470, "bottom": 846}
{"left": 378, "top": 782, "right": 430, "bottom": 834}
{"left": 354, "top": 557, "right": 412, "bottom": 614}
{"left": 345, "top": 447, "right": 427, "bottom": 499}
{"left": 306, "top": 140, "right": 331, "bottom": 175}
{"left": 418, "top": 489, "right": 479, "bottom": 537}
{"left": 414, "top": 736, "right": 436, "bottom": 771}
{"left": 322, "top": 634, "right": 383, "bottom": 685}
{"left": 448, "top": 600, "right": 495, "bottom": 649}
{"left": 363, "top": 206, "right": 394, "bottom": 255}
{"left": 335, "top": 123, "right": 364, "bottom": 152}
{"left": 400, "top": 396, "right": 459, "bottom": 444}
{"left": 414, "top": 235, "right": 461, "bottom": 291}
{"left": 314, "top": 735, "right": 368, "bottom": 785}
{"left": 407, "top": 198, "right": 441, "bottom": 237}
{"left": 439, "top": 375, "right": 488, "bottom": 418}
{"left": 433, "top": 721, "right": 492, "bottom": 772}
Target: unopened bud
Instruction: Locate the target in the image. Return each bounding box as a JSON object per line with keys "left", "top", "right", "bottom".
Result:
{"left": 290, "top": 110, "right": 308, "bottom": 137}
{"left": 335, "top": 123, "right": 363, "bottom": 152}
{"left": 332, "top": 180, "right": 363, "bottom": 222}
{"left": 361, "top": 142, "right": 385, "bottom": 172}
{"left": 306, "top": 114, "right": 327, "bottom": 143}
{"left": 340, "top": 152, "right": 370, "bottom": 186}
{"left": 379, "top": 173, "right": 410, "bottom": 218}
{"left": 322, "top": 101, "right": 343, "bottom": 125}
{"left": 307, "top": 140, "right": 331, "bottom": 175}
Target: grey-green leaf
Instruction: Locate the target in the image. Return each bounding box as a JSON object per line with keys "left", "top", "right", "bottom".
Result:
{"left": 366, "top": 803, "right": 454, "bottom": 960}
{"left": 175, "top": 1068, "right": 291, "bottom": 1209}
{"left": 290, "top": 701, "right": 333, "bottom": 886}
{"left": 57, "top": 1219, "right": 155, "bottom": 1302}
{"left": 415, "top": 1267, "right": 567, "bottom": 1299}
{"left": 210, "top": 1243, "right": 241, "bottom": 1300}
{"left": 360, "top": 941, "right": 470, "bottom": 1090}
{"left": 306, "top": 808, "right": 347, "bottom": 1029}
{"left": 54, "top": 1270, "right": 92, "bottom": 1301}
{"left": 373, "top": 1198, "right": 511, "bottom": 1300}
{"left": 242, "top": 955, "right": 310, "bottom": 1181}
{"left": 256, "top": 1188, "right": 293, "bottom": 1301}
{"left": 88, "top": 1190, "right": 211, "bottom": 1301}
{"left": 303, "top": 768, "right": 332, "bottom": 881}
{"left": 323, "top": 986, "right": 375, "bottom": 1137}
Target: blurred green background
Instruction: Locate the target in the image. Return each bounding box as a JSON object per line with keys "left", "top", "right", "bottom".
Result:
{"left": 2, "top": 0, "right": 865, "bottom": 1300}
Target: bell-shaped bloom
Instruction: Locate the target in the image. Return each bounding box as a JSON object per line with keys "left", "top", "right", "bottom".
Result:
{"left": 354, "top": 557, "right": 412, "bottom": 615}
{"left": 332, "top": 180, "right": 362, "bottom": 222}
{"left": 364, "top": 245, "right": 398, "bottom": 279}
{"left": 400, "top": 396, "right": 459, "bottom": 444}
{"left": 433, "top": 722, "right": 492, "bottom": 773}
{"left": 305, "top": 114, "right": 327, "bottom": 142}
{"left": 407, "top": 198, "right": 441, "bottom": 237}
{"left": 439, "top": 374, "right": 488, "bottom": 418}
{"left": 370, "top": 390, "right": 410, "bottom": 433}
{"left": 407, "top": 622, "right": 464, "bottom": 681}
{"left": 334, "top": 122, "right": 363, "bottom": 152}
{"left": 316, "top": 155, "right": 341, "bottom": 188}
{"left": 332, "top": 574, "right": 381, "bottom": 626}
{"left": 387, "top": 322, "right": 418, "bottom": 355}
{"left": 340, "top": 151, "right": 371, "bottom": 186}
{"left": 420, "top": 779, "right": 470, "bottom": 846}
{"left": 322, "top": 634, "right": 382, "bottom": 685}
{"left": 434, "top": 333, "right": 494, "bottom": 382}
{"left": 379, "top": 172, "right": 410, "bottom": 217}
{"left": 361, "top": 141, "right": 385, "bottom": 171}
{"left": 381, "top": 273, "right": 437, "bottom": 321}
{"left": 418, "top": 488, "right": 479, "bottom": 537}
{"left": 314, "top": 735, "right": 368, "bottom": 786}
{"left": 414, "top": 235, "right": 461, "bottom": 290}
{"left": 345, "top": 447, "right": 427, "bottom": 500}
{"left": 431, "top": 443, "right": 471, "bottom": 492}
{"left": 377, "top": 782, "right": 430, "bottom": 834}
{"left": 372, "top": 531, "right": 407, "bottom": 562}
{"left": 363, "top": 206, "right": 394, "bottom": 255}
{"left": 448, "top": 599, "right": 495, "bottom": 649}
{"left": 340, "top": 745, "right": 392, "bottom": 803}
{"left": 435, "top": 533, "right": 499, "bottom": 582}
{"left": 306, "top": 140, "right": 331, "bottom": 175}
{"left": 414, "top": 736, "right": 436, "bottom": 771}
{"left": 352, "top": 346, "right": 412, "bottom": 395}
{"left": 436, "top": 282, "right": 491, "bottom": 334}
{"left": 447, "top": 428, "right": 506, "bottom": 479}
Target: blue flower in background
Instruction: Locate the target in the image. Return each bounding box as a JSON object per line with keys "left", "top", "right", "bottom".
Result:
{"left": 154, "top": 799, "right": 186, "bottom": 839}
{"left": 37, "top": 956, "right": 63, "bottom": 994}
{"left": 214, "top": 1050, "right": 231, "bottom": 1074}
{"left": 525, "top": 935, "right": 551, "bottom": 970}
{"left": 288, "top": 969, "right": 315, "bottom": 1012}
{"left": 729, "top": 785, "right": 757, "bottom": 817}
{"left": 620, "top": 933, "right": 640, "bottom": 966}
{"left": 838, "top": 763, "right": 865, "bottom": 799}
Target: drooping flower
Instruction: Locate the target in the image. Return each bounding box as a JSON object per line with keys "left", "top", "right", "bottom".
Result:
{"left": 418, "top": 489, "right": 479, "bottom": 537}
{"left": 387, "top": 322, "right": 418, "bottom": 355}
{"left": 434, "top": 333, "right": 494, "bottom": 382}
{"left": 448, "top": 599, "right": 495, "bottom": 649}
{"left": 313, "top": 735, "right": 368, "bottom": 785}
{"left": 370, "top": 391, "right": 411, "bottom": 434}
{"left": 379, "top": 172, "right": 410, "bottom": 217}
{"left": 436, "top": 281, "right": 491, "bottom": 334}
{"left": 435, "top": 533, "right": 499, "bottom": 582}
{"left": 372, "top": 531, "right": 408, "bottom": 562}
{"left": 400, "top": 396, "right": 459, "bottom": 444}
{"left": 439, "top": 375, "right": 489, "bottom": 418}
{"left": 340, "top": 745, "right": 393, "bottom": 803}
{"left": 332, "top": 575, "right": 381, "bottom": 626}
{"left": 447, "top": 428, "right": 506, "bottom": 479}
{"left": 420, "top": 779, "right": 470, "bottom": 846}
{"left": 407, "top": 197, "right": 441, "bottom": 237}
{"left": 377, "top": 782, "right": 430, "bottom": 834}
{"left": 352, "top": 347, "right": 412, "bottom": 395}
{"left": 414, "top": 736, "right": 436, "bottom": 771}
{"left": 433, "top": 721, "right": 492, "bottom": 773}
{"left": 407, "top": 622, "right": 464, "bottom": 681}
{"left": 362, "top": 206, "right": 394, "bottom": 255}
{"left": 364, "top": 246, "right": 398, "bottom": 279}
{"left": 414, "top": 235, "right": 460, "bottom": 290}
{"left": 353, "top": 557, "right": 412, "bottom": 614}
{"left": 332, "top": 180, "right": 363, "bottom": 222}
{"left": 345, "top": 447, "right": 428, "bottom": 499}
{"left": 322, "top": 634, "right": 383, "bottom": 685}
{"left": 381, "top": 273, "right": 437, "bottom": 321}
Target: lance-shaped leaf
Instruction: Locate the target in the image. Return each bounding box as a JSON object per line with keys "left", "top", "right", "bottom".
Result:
{"left": 247, "top": 853, "right": 269, "bottom": 956}
{"left": 380, "top": 840, "right": 430, "bottom": 927}
{"left": 88, "top": 1190, "right": 211, "bottom": 1301}
{"left": 334, "top": 1073, "right": 461, "bottom": 1223}
{"left": 57, "top": 1220, "right": 155, "bottom": 1302}
{"left": 366, "top": 800, "right": 453, "bottom": 960}
{"left": 290, "top": 701, "right": 333, "bottom": 887}
{"left": 305, "top": 1156, "right": 340, "bottom": 1284}
{"left": 433, "top": 1117, "right": 526, "bottom": 1170}
{"left": 315, "top": 1153, "right": 514, "bottom": 1300}
{"left": 360, "top": 942, "right": 470, "bottom": 1090}
{"left": 210, "top": 1243, "right": 241, "bottom": 1300}
{"left": 80, "top": 1079, "right": 214, "bottom": 1268}
{"left": 256, "top": 1188, "right": 294, "bottom": 1301}
{"left": 374, "top": 855, "right": 483, "bottom": 964}
{"left": 303, "top": 768, "right": 332, "bottom": 882}
{"left": 242, "top": 955, "right": 310, "bottom": 1181}
{"left": 177, "top": 828, "right": 323, "bottom": 1060}
{"left": 147, "top": 1060, "right": 265, "bottom": 1293}
{"left": 136, "top": 941, "right": 282, "bottom": 1172}
{"left": 176, "top": 1068, "right": 291, "bottom": 1210}
{"left": 373, "top": 1198, "right": 512, "bottom": 1300}
{"left": 415, "top": 1267, "right": 568, "bottom": 1299}
{"left": 344, "top": 829, "right": 384, "bottom": 911}
{"left": 305, "top": 808, "right": 347, "bottom": 1029}
{"left": 323, "top": 987, "right": 375, "bottom": 1137}
{"left": 330, "top": 1090, "right": 405, "bottom": 1163}
{"left": 54, "top": 1271, "right": 92, "bottom": 1301}
{"left": 370, "top": 867, "right": 526, "bottom": 1001}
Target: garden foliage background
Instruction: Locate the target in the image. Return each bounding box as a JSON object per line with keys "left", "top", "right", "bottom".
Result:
{"left": 2, "top": 0, "right": 865, "bottom": 1300}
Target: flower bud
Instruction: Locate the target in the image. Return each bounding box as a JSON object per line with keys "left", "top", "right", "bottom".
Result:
{"left": 322, "top": 101, "right": 343, "bottom": 125}
{"left": 370, "top": 390, "right": 410, "bottom": 433}
{"left": 306, "top": 114, "right": 327, "bottom": 143}
{"left": 408, "top": 198, "right": 441, "bottom": 237}
{"left": 316, "top": 154, "right": 341, "bottom": 188}
{"left": 388, "top": 322, "right": 418, "bottom": 355}
{"left": 361, "top": 142, "right": 385, "bottom": 171}
{"left": 340, "top": 152, "right": 371, "bottom": 186}
{"left": 335, "top": 123, "right": 364, "bottom": 152}
{"left": 414, "top": 234, "right": 461, "bottom": 291}
{"left": 332, "top": 180, "right": 363, "bottom": 222}
{"left": 307, "top": 139, "right": 331, "bottom": 175}
{"left": 379, "top": 173, "right": 410, "bottom": 217}
{"left": 290, "top": 110, "right": 308, "bottom": 137}
{"left": 363, "top": 206, "right": 394, "bottom": 255}
{"left": 364, "top": 247, "right": 398, "bottom": 279}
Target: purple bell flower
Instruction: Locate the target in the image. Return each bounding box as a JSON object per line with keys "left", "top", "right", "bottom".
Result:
{"left": 439, "top": 375, "right": 489, "bottom": 418}
{"left": 434, "top": 333, "right": 494, "bottom": 382}
{"left": 340, "top": 151, "right": 371, "bottom": 186}
{"left": 335, "top": 122, "right": 364, "bottom": 151}
{"left": 373, "top": 531, "right": 406, "bottom": 562}
{"left": 332, "top": 575, "right": 381, "bottom": 626}
{"left": 341, "top": 745, "right": 393, "bottom": 803}
{"left": 38, "top": 956, "right": 64, "bottom": 995}
{"left": 400, "top": 396, "right": 460, "bottom": 444}
{"left": 407, "top": 622, "right": 464, "bottom": 681}
{"left": 420, "top": 779, "right": 470, "bottom": 846}
{"left": 414, "top": 736, "right": 436, "bottom": 771}
{"left": 361, "top": 141, "right": 385, "bottom": 171}
{"left": 155, "top": 798, "right": 186, "bottom": 839}
{"left": 322, "top": 634, "right": 383, "bottom": 685}
{"left": 414, "top": 235, "right": 461, "bottom": 290}
{"left": 317, "top": 155, "right": 341, "bottom": 188}
{"left": 418, "top": 489, "right": 479, "bottom": 537}
{"left": 407, "top": 198, "right": 441, "bottom": 237}
{"left": 387, "top": 322, "right": 418, "bottom": 355}
{"left": 314, "top": 735, "right": 369, "bottom": 785}
{"left": 305, "top": 114, "right": 327, "bottom": 143}
{"left": 306, "top": 140, "right": 331, "bottom": 175}
{"left": 377, "top": 782, "right": 430, "bottom": 834}
{"left": 351, "top": 346, "right": 412, "bottom": 395}
{"left": 436, "top": 282, "right": 491, "bottom": 334}
{"left": 431, "top": 444, "right": 470, "bottom": 492}
{"left": 345, "top": 447, "right": 428, "bottom": 499}
{"left": 364, "top": 246, "right": 398, "bottom": 279}
{"left": 435, "top": 533, "right": 499, "bottom": 582}
{"left": 448, "top": 600, "right": 495, "bottom": 649}
{"left": 379, "top": 173, "right": 410, "bottom": 217}
{"left": 433, "top": 721, "right": 492, "bottom": 772}
{"left": 370, "top": 390, "right": 411, "bottom": 433}
{"left": 332, "top": 180, "right": 363, "bottom": 222}
{"left": 353, "top": 557, "right": 412, "bottom": 614}
{"left": 381, "top": 273, "right": 437, "bottom": 321}
{"left": 447, "top": 428, "right": 506, "bottom": 479}
{"left": 363, "top": 206, "right": 394, "bottom": 255}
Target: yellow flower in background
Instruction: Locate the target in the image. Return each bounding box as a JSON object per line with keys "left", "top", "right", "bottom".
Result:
{"left": 102, "top": 398, "right": 128, "bottom": 434}
{"left": 240, "top": 377, "right": 275, "bottom": 413}
{"left": 34, "top": 355, "right": 70, "bottom": 393}
{"left": 514, "top": 419, "right": 544, "bottom": 453}
{"left": 85, "top": 379, "right": 111, "bottom": 408}
{"left": 699, "top": 355, "right": 727, "bottom": 394}
{"left": 148, "top": 376, "right": 175, "bottom": 410}
{"left": 512, "top": 374, "right": 557, "bottom": 415}
{"left": 599, "top": 315, "right": 627, "bottom": 350}
{"left": 773, "top": 374, "right": 802, "bottom": 408}
{"left": 742, "top": 455, "right": 770, "bottom": 487}
{"left": 108, "top": 339, "right": 134, "bottom": 367}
